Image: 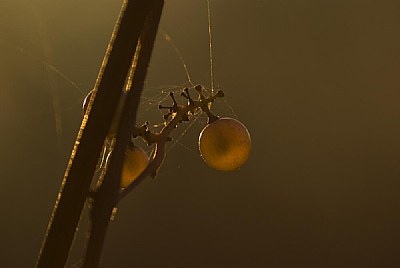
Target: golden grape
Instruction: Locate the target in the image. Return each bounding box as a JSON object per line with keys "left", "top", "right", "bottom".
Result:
{"left": 198, "top": 117, "right": 251, "bottom": 171}
{"left": 120, "top": 145, "right": 149, "bottom": 188}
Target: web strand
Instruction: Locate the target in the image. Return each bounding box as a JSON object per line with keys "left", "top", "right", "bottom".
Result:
{"left": 166, "top": 113, "right": 203, "bottom": 155}
{"left": 207, "top": 0, "right": 214, "bottom": 94}
{"left": 160, "top": 31, "right": 195, "bottom": 88}
{"left": 0, "top": 39, "right": 85, "bottom": 96}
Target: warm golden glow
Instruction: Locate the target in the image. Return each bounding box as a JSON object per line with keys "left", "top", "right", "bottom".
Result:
{"left": 120, "top": 145, "right": 149, "bottom": 188}
{"left": 199, "top": 117, "right": 251, "bottom": 171}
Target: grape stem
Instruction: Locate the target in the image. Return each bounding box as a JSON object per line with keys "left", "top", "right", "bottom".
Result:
{"left": 118, "top": 85, "right": 224, "bottom": 202}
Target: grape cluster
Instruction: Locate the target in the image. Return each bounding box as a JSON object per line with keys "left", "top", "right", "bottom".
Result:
{"left": 84, "top": 85, "right": 251, "bottom": 189}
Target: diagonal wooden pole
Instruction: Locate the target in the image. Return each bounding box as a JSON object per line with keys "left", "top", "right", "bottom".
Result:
{"left": 36, "top": 0, "right": 162, "bottom": 267}
{"left": 83, "top": 0, "right": 164, "bottom": 266}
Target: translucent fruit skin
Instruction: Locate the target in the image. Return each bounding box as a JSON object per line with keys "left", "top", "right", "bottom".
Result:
{"left": 120, "top": 145, "right": 149, "bottom": 188}
{"left": 199, "top": 117, "right": 251, "bottom": 171}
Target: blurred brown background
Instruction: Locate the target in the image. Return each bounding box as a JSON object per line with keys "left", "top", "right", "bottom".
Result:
{"left": 1, "top": 0, "right": 400, "bottom": 267}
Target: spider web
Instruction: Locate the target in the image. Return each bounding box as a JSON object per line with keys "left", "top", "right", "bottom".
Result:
{"left": 134, "top": 0, "right": 238, "bottom": 162}
{"left": 0, "top": 2, "right": 241, "bottom": 266}
{"left": 0, "top": 0, "right": 238, "bottom": 169}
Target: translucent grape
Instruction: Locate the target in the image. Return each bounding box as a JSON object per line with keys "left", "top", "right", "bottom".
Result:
{"left": 198, "top": 117, "right": 251, "bottom": 171}
{"left": 120, "top": 145, "right": 149, "bottom": 188}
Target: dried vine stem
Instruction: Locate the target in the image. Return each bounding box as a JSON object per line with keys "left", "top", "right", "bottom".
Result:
{"left": 118, "top": 85, "right": 224, "bottom": 202}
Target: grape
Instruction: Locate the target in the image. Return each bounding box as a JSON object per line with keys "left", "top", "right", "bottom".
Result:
{"left": 120, "top": 145, "right": 149, "bottom": 188}
{"left": 198, "top": 117, "right": 251, "bottom": 171}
